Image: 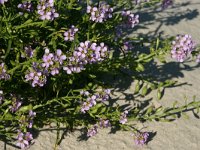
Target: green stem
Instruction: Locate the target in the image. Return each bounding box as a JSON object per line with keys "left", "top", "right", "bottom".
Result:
{"left": 54, "top": 122, "right": 60, "bottom": 150}
{"left": 5, "top": 39, "right": 12, "bottom": 59}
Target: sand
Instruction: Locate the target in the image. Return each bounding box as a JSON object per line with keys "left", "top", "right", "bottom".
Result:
{"left": 1, "top": 0, "right": 200, "bottom": 149}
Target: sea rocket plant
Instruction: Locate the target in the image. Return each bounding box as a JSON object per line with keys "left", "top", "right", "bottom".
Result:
{"left": 1, "top": 0, "right": 200, "bottom": 149}
{"left": 171, "top": 34, "right": 196, "bottom": 62}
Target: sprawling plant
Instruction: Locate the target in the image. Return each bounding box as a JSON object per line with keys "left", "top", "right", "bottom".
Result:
{"left": 0, "top": 0, "right": 200, "bottom": 149}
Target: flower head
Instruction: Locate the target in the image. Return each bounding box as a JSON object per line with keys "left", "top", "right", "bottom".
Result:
{"left": 63, "top": 41, "right": 108, "bottom": 74}
{"left": 99, "top": 119, "right": 111, "bottom": 128}
{"left": 21, "top": 46, "right": 35, "bottom": 58}
{"left": 132, "top": 132, "right": 149, "bottom": 146}
{"left": 122, "top": 11, "right": 139, "bottom": 28}
{"left": 16, "top": 131, "right": 33, "bottom": 149}
{"left": 87, "top": 124, "right": 98, "bottom": 137}
{"left": 171, "top": 34, "right": 196, "bottom": 62}
{"left": 87, "top": 2, "right": 113, "bottom": 23}
{"left": 64, "top": 25, "right": 78, "bottom": 41}
{"left": 37, "top": 0, "right": 59, "bottom": 20}
{"left": 119, "top": 110, "right": 128, "bottom": 124}
{"left": 0, "top": 63, "right": 10, "bottom": 80}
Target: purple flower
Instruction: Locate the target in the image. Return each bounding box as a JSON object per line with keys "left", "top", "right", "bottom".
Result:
{"left": 41, "top": 48, "right": 66, "bottom": 76}
{"left": 64, "top": 25, "right": 78, "bottom": 41}
{"left": 0, "top": 63, "right": 10, "bottom": 80}
{"left": 119, "top": 110, "right": 128, "bottom": 124}
{"left": 54, "top": 49, "right": 67, "bottom": 65}
{"left": 25, "top": 132, "right": 33, "bottom": 141}
{"left": 63, "top": 41, "right": 108, "bottom": 74}
{"left": 42, "top": 48, "right": 54, "bottom": 69}
{"left": 18, "top": 1, "right": 33, "bottom": 15}
{"left": 37, "top": 0, "right": 59, "bottom": 20}
{"left": 28, "top": 110, "right": 36, "bottom": 128}
{"left": 21, "top": 46, "right": 35, "bottom": 58}
{"left": 122, "top": 11, "right": 139, "bottom": 28}
{"left": 99, "top": 89, "right": 110, "bottom": 102}
{"left": 171, "top": 34, "right": 196, "bottom": 62}
{"left": 99, "top": 119, "right": 111, "bottom": 128}
{"left": 162, "top": 0, "right": 173, "bottom": 9}
{"left": 0, "top": 0, "right": 8, "bottom": 4}
{"left": 132, "top": 132, "right": 149, "bottom": 146}
{"left": 16, "top": 131, "right": 33, "bottom": 149}
{"left": 25, "top": 70, "right": 47, "bottom": 87}
{"left": 87, "top": 2, "right": 113, "bottom": 23}
{"left": 10, "top": 99, "right": 22, "bottom": 113}
{"left": 122, "top": 41, "right": 134, "bottom": 51}
{"left": 80, "top": 90, "right": 90, "bottom": 96}
{"left": 80, "top": 95, "right": 97, "bottom": 113}
{"left": 87, "top": 124, "right": 98, "bottom": 137}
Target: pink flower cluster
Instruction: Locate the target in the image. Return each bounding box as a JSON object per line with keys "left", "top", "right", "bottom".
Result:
{"left": 37, "top": 0, "right": 59, "bottom": 20}
{"left": 80, "top": 89, "right": 110, "bottom": 113}
{"left": 18, "top": 1, "right": 33, "bottom": 15}
{"left": 87, "top": 119, "right": 111, "bottom": 137}
{"left": 122, "top": 11, "right": 139, "bottom": 28}
{"left": 16, "top": 131, "right": 33, "bottom": 149}
{"left": 119, "top": 110, "right": 128, "bottom": 124}
{"left": 63, "top": 41, "right": 108, "bottom": 74}
{"left": 64, "top": 25, "right": 78, "bottom": 41}
{"left": 19, "top": 110, "right": 36, "bottom": 129}
{"left": 9, "top": 95, "right": 22, "bottom": 113}
{"left": 87, "top": 2, "right": 113, "bottom": 23}
{"left": 132, "top": 132, "right": 149, "bottom": 145}
{"left": 171, "top": 34, "right": 196, "bottom": 62}
{"left": 21, "top": 46, "right": 35, "bottom": 58}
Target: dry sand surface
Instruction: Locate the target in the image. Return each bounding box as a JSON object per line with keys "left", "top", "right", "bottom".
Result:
{"left": 1, "top": 0, "right": 200, "bottom": 150}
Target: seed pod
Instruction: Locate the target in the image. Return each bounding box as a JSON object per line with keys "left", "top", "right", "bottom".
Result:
{"left": 141, "top": 84, "right": 148, "bottom": 96}
{"left": 157, "top": 88, "right": 162, "bottom": 100}
{"left": 134, "top": 81, "right": 140, "bottom": 94}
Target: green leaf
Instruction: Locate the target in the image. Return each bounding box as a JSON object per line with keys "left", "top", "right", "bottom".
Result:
{"left": 18, "top": 105, "right": 32, "bottom": 113}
